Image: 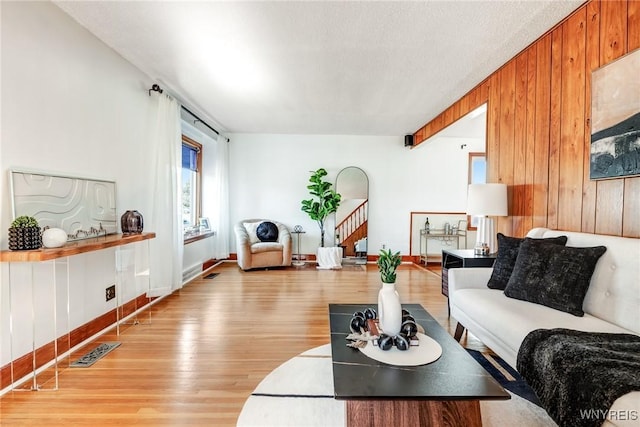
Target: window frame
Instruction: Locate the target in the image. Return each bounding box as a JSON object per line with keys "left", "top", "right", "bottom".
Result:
{"left": 181, "top": 135, "right": 203, "bottom": 234}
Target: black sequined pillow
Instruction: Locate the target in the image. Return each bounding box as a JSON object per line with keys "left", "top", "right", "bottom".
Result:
{"left": 487, "top": 233, "right": 568, "bottom": 290}
{"left": 256, "top": 221, "right": 279, "bottom": 242}
{"left": 504, "top": 239, "right": 606, "bottom": 316}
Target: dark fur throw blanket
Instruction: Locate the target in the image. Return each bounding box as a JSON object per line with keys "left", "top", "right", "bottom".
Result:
{"left": 517, "top": 328, "right": 640, "bottom": 427}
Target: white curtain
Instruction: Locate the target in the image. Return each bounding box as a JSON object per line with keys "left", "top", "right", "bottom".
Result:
{"left": 147, "top": 94, "right": 183, "bottom": 297}
{"left": 212, "top": 132, "right": 230, "bottom": 259}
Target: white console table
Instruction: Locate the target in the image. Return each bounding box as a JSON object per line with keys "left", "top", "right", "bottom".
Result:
{"left": 1, "top": 232, "right": 155, "bottom": 391}
{"left": 419, "top": 228, "right": 467, "bottom": 265}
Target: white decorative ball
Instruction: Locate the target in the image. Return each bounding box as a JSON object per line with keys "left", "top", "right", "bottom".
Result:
{"left": 42, "top": 228, "right": 68, "bottom": 248}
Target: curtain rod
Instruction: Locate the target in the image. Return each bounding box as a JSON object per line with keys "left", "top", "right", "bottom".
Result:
{"left": 181, "top": 105, "right": 220, "bottom": 136}
{"left": 148, "top": 83, "right": 223, "bottom": 138}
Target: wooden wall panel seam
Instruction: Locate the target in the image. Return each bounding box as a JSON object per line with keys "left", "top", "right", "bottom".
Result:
{"left": 628, "top": 0, "right": 640, "bottom": 49}
{"left": 533, "top": 34, "right": 553, "bottom": 229}
{"left": 581, "top": 0, "right": 601, "bottom": 233}
{"left": 547, "top": 24, "right": 564, "bottom": 231}
{"left": 558, "top": 9, "right": 587, "bottom": 232}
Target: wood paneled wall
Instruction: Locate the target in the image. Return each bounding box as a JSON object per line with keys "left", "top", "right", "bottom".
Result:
{"left": 413, "top": 0, "right": 640, "bottom": 238}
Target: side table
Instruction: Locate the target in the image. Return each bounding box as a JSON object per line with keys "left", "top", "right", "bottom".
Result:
{"left": 441, "top": 249, "right": 496, "bottom": 316}
{"left": 291, "top": 230, "right": 306, "bottom": 266}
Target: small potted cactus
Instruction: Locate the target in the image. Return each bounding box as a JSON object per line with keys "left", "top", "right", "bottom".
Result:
{"left": 8, "top": 215, "right": 42, "bottom": 250}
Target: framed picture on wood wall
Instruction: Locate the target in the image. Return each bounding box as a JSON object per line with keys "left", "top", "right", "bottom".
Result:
{"left": 590, "top": 47, "right": 640, "bottom": 180}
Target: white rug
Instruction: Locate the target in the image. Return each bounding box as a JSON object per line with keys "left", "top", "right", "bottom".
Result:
{"left": 237, "top": 344, "right": 556, "bottom": 427}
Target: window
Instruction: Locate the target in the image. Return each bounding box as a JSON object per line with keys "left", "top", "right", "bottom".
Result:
{"left": 467, "top": 152, "right": 487, "bottom": 230}
{"left": 181, "top": 135, "right": 202, "bottom": 232}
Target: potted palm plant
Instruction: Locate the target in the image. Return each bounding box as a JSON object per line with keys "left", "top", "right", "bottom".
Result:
{"left": 377, "top": 248, "right": 402, "bottom": 336}
{"left": 301, "top": 168, "right": 341, "bottom": 247}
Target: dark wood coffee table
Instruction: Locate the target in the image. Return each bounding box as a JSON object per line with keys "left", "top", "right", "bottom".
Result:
{"left": 329, "top": 303, "right": 509, "bottom": 427}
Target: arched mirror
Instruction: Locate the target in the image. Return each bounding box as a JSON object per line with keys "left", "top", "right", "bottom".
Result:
{"left": 335, "top": 167, "right": 369, "bottom": 264}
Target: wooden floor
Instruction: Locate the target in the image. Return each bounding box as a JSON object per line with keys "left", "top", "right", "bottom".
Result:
{"left": 0, "top": 261, "right": 487, "bottom": 426}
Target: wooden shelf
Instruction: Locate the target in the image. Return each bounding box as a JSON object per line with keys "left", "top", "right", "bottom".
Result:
{"left": 1, "top": 232, "right": 156, "bottom": 262}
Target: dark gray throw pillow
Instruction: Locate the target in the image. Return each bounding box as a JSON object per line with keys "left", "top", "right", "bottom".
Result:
{"left": 503, "top": 239, "right": 607, "bottom": 316}
{"left": 256, "top": 221, "right": 279, "bottom": 242}
{"left": 487, "top": 233, "right": 568, "bottom": 290}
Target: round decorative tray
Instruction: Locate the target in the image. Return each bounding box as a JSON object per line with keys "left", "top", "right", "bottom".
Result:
{"left": 359, "top": 332, "right": 443, "bottom": 366}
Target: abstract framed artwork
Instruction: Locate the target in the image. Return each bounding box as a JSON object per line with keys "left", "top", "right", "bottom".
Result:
{"left": 590, "top": 48, "right": 640, "bottom": 180}
{"left": 10, "top": 169, "right": 117, "bottom": 241}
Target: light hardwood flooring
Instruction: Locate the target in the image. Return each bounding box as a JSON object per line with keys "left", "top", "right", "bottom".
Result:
{"left": 0, "top": 261, "right": 487, "bottom": 426}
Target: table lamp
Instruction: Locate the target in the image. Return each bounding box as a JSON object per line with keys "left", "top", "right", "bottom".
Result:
{"left": 467, "top": 183, "right": 507, "bottom": 254}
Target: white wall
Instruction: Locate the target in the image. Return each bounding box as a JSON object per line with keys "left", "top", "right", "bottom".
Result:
{"left": 0, "top": 2, "right": 206, "bottom": 367}
{"left": 228, "top": 133, "right": 484, "bottom": 256}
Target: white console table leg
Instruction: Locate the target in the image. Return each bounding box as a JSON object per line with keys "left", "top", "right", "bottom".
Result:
{"left": 8, "top": 260, "right": 63, "bottom": 391}
{"left": 115, "top": 240, "right": 152, "bottom": 335}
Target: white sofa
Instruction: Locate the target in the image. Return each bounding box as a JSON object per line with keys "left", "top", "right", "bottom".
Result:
{"left": 449, "top": 228, "right": 639, "bottom": 426}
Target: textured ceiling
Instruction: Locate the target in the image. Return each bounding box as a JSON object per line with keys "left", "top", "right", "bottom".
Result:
{"left": 54, "top": 1, "right": 583, "bottom": 136}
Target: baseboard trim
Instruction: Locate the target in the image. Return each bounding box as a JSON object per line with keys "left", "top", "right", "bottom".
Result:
{"left": 0, "top": 293, "right": 154, "bottom": 391}
{"left": 202, "top": 258, "right": 218, "bottom": 270}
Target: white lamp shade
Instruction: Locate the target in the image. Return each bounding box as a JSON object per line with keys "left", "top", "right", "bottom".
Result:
{"left": 467, "top": 184, "right": 508, "bottom": 217}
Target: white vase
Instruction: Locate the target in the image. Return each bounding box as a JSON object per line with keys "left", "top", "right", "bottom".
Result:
{"left": 378, "top": 282, "right": 402, "bottom": 336}
{"left": 42, "top": 227, "right": 68, "bottom": 248}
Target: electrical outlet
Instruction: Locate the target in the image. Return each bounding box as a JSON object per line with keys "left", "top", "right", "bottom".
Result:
{"left": 105, "top": 285, "right": 116, "bottom": 302}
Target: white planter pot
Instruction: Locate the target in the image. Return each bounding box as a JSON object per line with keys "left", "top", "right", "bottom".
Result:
{"left": 316, "top": 247, "right": 342, "bottom": 270}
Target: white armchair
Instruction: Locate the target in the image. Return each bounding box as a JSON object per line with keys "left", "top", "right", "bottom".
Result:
{"left": 234, "top": 219, "right": 292, "bottom": 271}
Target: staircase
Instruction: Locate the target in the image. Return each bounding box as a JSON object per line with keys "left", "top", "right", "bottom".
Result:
{"left": 335, "top": 200, "right": 368, "bottom": 257}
